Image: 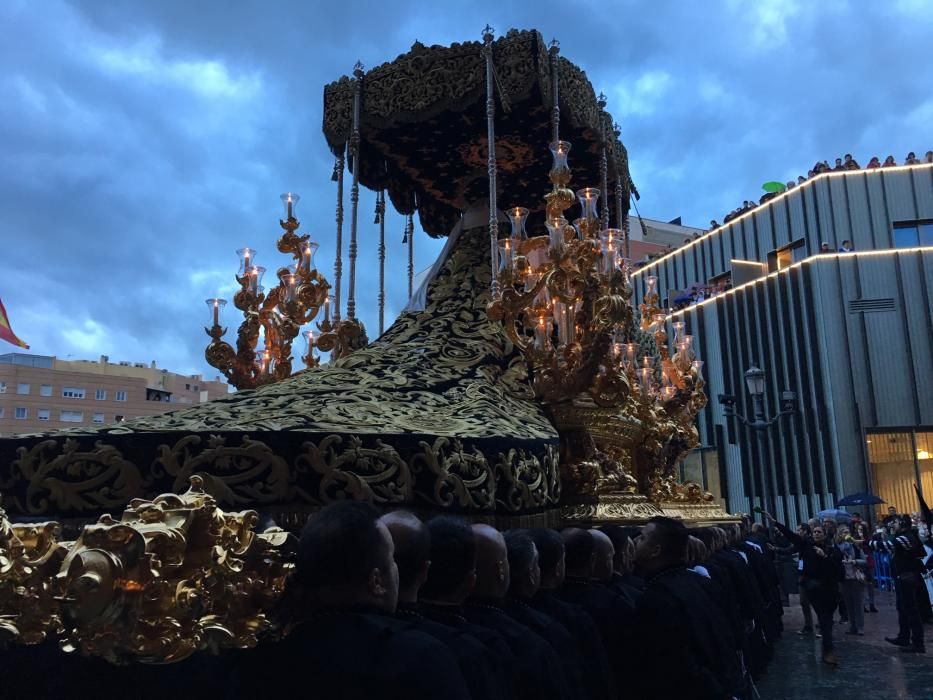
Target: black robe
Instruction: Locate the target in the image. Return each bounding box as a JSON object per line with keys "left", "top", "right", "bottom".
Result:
{"left": 396, "top": 602, "right": 508, "bottom": 700}
{"left": 230, "top": 607, "right": 472, "bottom": 700}
{"left": 504, "top": 598, "right": 586, "bottom": 700}
{"left": 632, "top": 567, "right": 743, "bottom": 700}
{"left": 530, "top": 588, "right": 616, "bottom": 700}
{"left": 557, "top": 578, "right": 636, "bottom": 695}
{"left": 419, "top": 601, "right": 518, "bottom": 699}
{"left": 463, "top": 598, "right": 573, "bottom": 700}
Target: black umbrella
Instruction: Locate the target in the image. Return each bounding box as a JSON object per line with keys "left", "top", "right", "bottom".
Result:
{"left": 835, "top": 492, "right": 886, "bottom": 507}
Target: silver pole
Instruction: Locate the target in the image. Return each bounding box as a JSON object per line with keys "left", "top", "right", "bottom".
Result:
{"left": 483, "top": 25, "right": 500, "bottom": 299}
{"left": 346, "top": 61, "right": 364, "bottom": 321}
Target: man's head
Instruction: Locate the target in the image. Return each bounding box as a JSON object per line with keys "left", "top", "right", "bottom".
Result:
{"left": 908, "top": 152, "right": 916, "bottom": 160}
{"left": 634, "top": 516, "right": 689, "bottom": 576}
{"left": 821, "top": 242, "right": 830, "bottom": 251}
{"left": 852, "top": 512, "right": 862, "bottom": 522}
{"left": 472, "top": 524, "right": 510, "bottom": 599}
{"left": 421, "top": 516, "right": 476, "bottom": 604}
{"left": 894, "top": 514, "right": 913, "bottom": 534}
{"left": 600, "top": 524, "right": 636, "bottom": 575}
{"left": 811, "top": 525, "right": 826, "bottom": 544}
{"left": 562, "top": 528, "right": 596, "bottom": 578}
{"left": 530, "top": 528, "right": 565, "bottom": 589}
{"left": 380, "top": 510, "right": 430, "bottom": 604}
{"left": 504, "top": 529, "right": 540, "bottom": 599}
{"left": 297, "top": 501, "right": 399, "bottom": 612}
{"left": 590, "top": 529, "right": 615, "bottom": 582}
{"left": 842, "top": 239, "right": 851, "bottom": 248}
{"left": 835, "top": 157, "right": 843, "bottom": 166}
{"left": 844, "top": 153, "right": 853, "bottom": 161}
{"left": 888, "top": 506, "right": 898, "bottom": 515}
{"left": 686, "top": 536, "right": 708, "bottom": 567}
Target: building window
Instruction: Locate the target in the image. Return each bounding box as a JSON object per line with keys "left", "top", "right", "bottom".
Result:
{"left": 16, "top": 383, "right": 30, "bottom": 395}
{"left": 0, "top": 381, "right": 6, "bottom": 393}
{"left": 37, "top": 409, "right": 50, "bottom": 421}
{"left": 60, "top": 410, "right": 84, "bottom": 423}
{"left": 95, "top": 389, "right": 107, "bottom": 400}
{"left": 40, "top": 384, "right": 52, "bottom": 397}
{"left": 114, "top": 414, "right": 125, "bottom": 422}
{"left": 893, "top": 219, "right": 933, "bottom": 248}
{"left": 768, "top": 239, "right": 806, "bottom": 272}
{"left": 0, "top": 407, "right": 4, "bottom": 419}
{"left": 194, "top": 385, "right": 199, "bottom": 392}
{"left": 185, "top": 383, "right": 191, "bottom": 391}
{"left": 15, "top": 407, "right": 27, "bottom": 419}
{"left": 62, "top": 387, "right": 86, "bottom": 399}
{"left": 92, "top": 413, "right": 105, "bottom": 424}
{"left": 116, "top": 390, "right": 127, "bottom": 402}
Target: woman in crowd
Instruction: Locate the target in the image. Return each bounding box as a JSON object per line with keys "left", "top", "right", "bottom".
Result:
{"left": 762, "top": 512, "right": 844, "bottom": 666}
{"left": 836, "top": 525, "right": 867, "bottom": 636}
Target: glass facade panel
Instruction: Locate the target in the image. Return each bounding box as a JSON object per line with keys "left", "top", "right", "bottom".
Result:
{"left": 893, "top": 225, "right": 919, "bottom": 249}
{"left": 867, "top": 429, "right": 932, "bottom": 519}
{"left": 919, "top": 223, "right": 933, "bottom": 246}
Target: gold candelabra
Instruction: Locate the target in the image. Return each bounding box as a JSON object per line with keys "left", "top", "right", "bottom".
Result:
{"left": 487, "top": 139, "right": 712, "bottom": 518}
{"left": 204, "top": 193, "right": 332, "bottom": 390}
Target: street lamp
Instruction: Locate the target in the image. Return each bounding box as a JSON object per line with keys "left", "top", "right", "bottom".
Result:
{"left": 719, "top": 363, "right": 797, "bottom": 517}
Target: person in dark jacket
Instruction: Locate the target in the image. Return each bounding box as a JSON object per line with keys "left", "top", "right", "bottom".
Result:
{"left": 232, "top": 501, "right": 471, "bottom": 700}
{"left": 872, "top": 514, "right": 927, "bottom": 654}
{"left": 631, "top": 516, "right": 743, "bottom": 700}
{"left": 528, "top": 528, "right": 616, "bottom": 700}
{"left": 381, "top": 511, "right": 509, "bottom": 700}
{"left": 464, "top": 524, "right": 574, "bottom": 700}
{"left": 762, "top": 511, "right": 844, "bottom": 666}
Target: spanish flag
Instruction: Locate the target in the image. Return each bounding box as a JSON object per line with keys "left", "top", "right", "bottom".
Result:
{"left": 0, "top": 297, "right": 29, "bottom": 349}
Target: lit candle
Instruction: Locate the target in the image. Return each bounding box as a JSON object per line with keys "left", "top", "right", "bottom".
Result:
{"left": 324, "top": 296, "right": 331, "bottom": 323}
{"left": 212, "top": 299, "right": 219, "bottom": 326}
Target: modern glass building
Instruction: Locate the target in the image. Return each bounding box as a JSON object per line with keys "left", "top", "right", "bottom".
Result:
{"left": 630, "top": 163, "right": 933, "bottom": 523}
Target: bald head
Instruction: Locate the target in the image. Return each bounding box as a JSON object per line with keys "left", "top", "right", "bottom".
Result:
{"left": 471, "top": 524, "right": 510, "bottom": 598}
{"left": 379, "top": 511, "right": 430, "bottom": 603}
{"left": 591, "top": 529, "right": 615, "bottom": 582}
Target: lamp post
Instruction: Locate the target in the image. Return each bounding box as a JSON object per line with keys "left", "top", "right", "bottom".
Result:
{"left": 718, "top": 363, "right": 797, "bottom": 518}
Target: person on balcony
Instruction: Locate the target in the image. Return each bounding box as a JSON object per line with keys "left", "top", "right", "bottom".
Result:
{"left": 906, "top": 151, "right": 920, "bottom": 165}
{"left": 832, "top": 158, "right": 846, "bottom": 172}
{"left": 820, "top": 242, "right": 833, "bottom": 254}
{"left": 838, "top": 240, "right": 853, "bottom": 252}
{"left": 883, "top": 155, "right": 897, "bottom": 167}
{"left": 844, "top": 154, "right": 861, "bottom": 170}
{"left": 866, "top": 156, "right": 881, "bottom": 169}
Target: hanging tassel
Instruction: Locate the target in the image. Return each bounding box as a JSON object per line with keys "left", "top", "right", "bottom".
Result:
{"left": 331, "top": 158, "right": 340, "bottom": 182}
{"left": 402, "top": 229, "right": 408, "bottom": 244}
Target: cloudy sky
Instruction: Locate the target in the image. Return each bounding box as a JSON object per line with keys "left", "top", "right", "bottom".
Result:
{"left": 2, "top": 0, "right": 931, "bottom": 382}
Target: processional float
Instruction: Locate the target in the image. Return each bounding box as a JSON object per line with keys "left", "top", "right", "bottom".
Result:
{"left": 0, "top": 29, "right": 732, "bottom": 670}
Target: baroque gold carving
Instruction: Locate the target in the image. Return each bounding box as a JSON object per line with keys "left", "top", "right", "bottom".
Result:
{"left": 56, "top": 476, "right": 293, "bottom": 663}
{"left": 5, "top": 438, "right": 145, "bottom": 515}
{"left": 0, "top": 508, "right": 66, "bottom": 645}
{"left": 152, "top": 434, "right": 292, "bottom": 506}
{"left": 295, "top": 435, "right": 413, "bottom": 505}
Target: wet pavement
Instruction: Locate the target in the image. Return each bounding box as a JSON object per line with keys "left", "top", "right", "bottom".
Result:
{"left": 756, "top": 590, "right": 933, "bottom": 699}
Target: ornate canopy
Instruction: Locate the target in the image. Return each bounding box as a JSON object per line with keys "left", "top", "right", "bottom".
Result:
{"left": 322, "top": 29, "right": 632, "bottom": 236}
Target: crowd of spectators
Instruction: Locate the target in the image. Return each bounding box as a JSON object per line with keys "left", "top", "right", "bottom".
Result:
{"left": 760, "top": 488, "right": 932, "bottom": 666}
{"left": 227, "top": 503, "right": 788, "bottom": 700}
{"left": 704, "top": 150, "right": 932, "bottom": 233}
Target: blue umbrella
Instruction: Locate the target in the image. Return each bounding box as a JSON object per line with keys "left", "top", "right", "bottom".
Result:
{"left": 817, "top": 508, "right": 852, "bottom": 523}
{"left": 835, "top": 493, "right": 885, "bottom": 507}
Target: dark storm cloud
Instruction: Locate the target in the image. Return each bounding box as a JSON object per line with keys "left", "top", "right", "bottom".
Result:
{"left": 2, "top": 0, "right": 930, "bottom": 379}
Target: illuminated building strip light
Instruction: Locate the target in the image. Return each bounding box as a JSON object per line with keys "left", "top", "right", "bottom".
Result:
{"left": 665, "top": 246, "right": 933, "bottom": 319}
{"left": 631, "top": 163, "right": 933, "bottom": 278}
